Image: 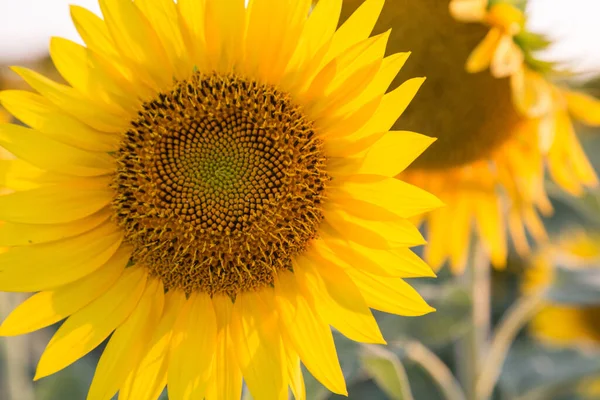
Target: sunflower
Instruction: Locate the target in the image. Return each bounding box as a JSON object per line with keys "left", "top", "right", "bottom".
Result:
{"left": 522, "top": 232, "right": 600, "bottom": 346}
{"left": 523, "top": 233, "right": 600, "bottom": 399}
{"left": 339, "top": 0, "right": 600, "bottom": 273}
{"left": 0, "top": 0, "right": 442, "bottom": 399}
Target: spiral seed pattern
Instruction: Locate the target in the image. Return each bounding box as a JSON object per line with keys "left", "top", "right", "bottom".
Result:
{"left": 112, "top": 73, "right": 329, "bottom": 296}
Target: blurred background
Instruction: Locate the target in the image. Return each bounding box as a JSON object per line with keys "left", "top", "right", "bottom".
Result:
{"left": 3, "top": 1, "right": 600, "bottom": 399}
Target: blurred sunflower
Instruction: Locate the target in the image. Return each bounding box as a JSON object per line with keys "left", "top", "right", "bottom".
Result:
{"left": 340, "top": 0, "right": 600, "bottom": 273}
{"left": 0, "top": 0, "right": 441, "bottom": 399}
{"left": 522, "top": 232, "right": 600, "bottom": 346}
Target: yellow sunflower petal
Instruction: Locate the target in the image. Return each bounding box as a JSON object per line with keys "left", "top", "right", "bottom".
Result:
{"left": 339, "top": 51, "right": 411, "bottom": 116}
{"left": 339, "top": 77, "right": 425, "bottom": 140}
{"left": 284, "top": 0, "right": 342, "bottom": 90}
{"left": 308, "top": 32, "right": 387, "bottom": 119}
{"left": 49, "top": 37, "right": 136, "bottom": 112}
{"left": 0, "top": 158, "right": 63, "bottom": 191}
{"left": 326, "top": 0, "right": 384, "bottom": 63}
{"left": 70, "top": 5, "right": 150, "bottom": 99}
{"left": 206, "top": 295, "right": 243, "bottom": 400}
{"left": 465, "top": 28, "right": 503, "bottom": 73}
{"left": 486, "top": 3, "right": 524, "bottom": 32}
{"left": 70, "top": 5, "right": 120, "bottom": 62}
{"left": 35, "top": 267, "right": 148, "bottom": 380}
{"left": 0, "top": 91, "right": 120, "bottom": 153}
{"left": 12, "top": 67, "right": 129, "bottom": 133}
{"left": 168, "top": 293, "right": 216, "bottom": 400}
{"left": 88, "top": 278, "right": 164, "bottom": 400}
{"left": 330, "top": 175, "right": 443, "bottom": 219}
{"left": 316, "top": 235, "right": 435, "bottom": 278}
{"left": 424, "top": 207, "right": 452, "bottom": 270}
{"left": 511, "top": 68, "right": 553, "bottom": 116}
{"left": 508, "top": 208, "right": 531, "bottom": 257}
{"left": 323, "top": 95, "right": 382, "bottom": 139}
{"left": 204, "top": 0, "right": 246, "bottom": 72}
{"left": 354, "top": 131, "right": 436, "bottom": 177}
{"left": 176, "top": 0, "right": 209, "bottom": 70}
{"left": 565, "top": 90, "right": 600, "bottom": 126}
{"left": 99, "top": 0, "right": 173, "bottom": 90}
{"left": 230, "top": 290, "right": 287, "bottom": 400}
{"left": 325, "top": 130, "right": 386, "bottom": 158}
{"left": 0, "top": 245, "right": 130, "bottom": 336}
{"left": 120, "top": 291, "right": 186, "bottom": 400}
{"left": 294, "top": 254, "right": 385, "bottom": 344}
{"left": 490, "top": 35, "right": 523, "bottom": 78}
{"left": 474, "top": 194, "right": 507, "bottom": 267}
{"left": 0, "top": 124, "right": 115, "bottom": 177}
{"left": 0, "top": 178, "right": 113, "bottom": 224}
{"left": 0, "top": 210, "right": 110, "bottom": 246}
{"left": 345, "top": 269, "right": 435, "bottom": 316}
{"left": 448, "top": 198, "right": 473, "bottom": 269}
{"left": 0, "top": 222, "right": 123, "bottom": 292}
{"left": 245, "top": 0, "right": 310, "bottom": 84}
{"left": 135, "top": 0, "right": 192, "bottom": 81}
{"left": 274, "top": 271, "right": 347, "bottom": 396}
{"left": 324, "top": 208, "right": 425, "bottom": 249}
{"left": 548, "top": 111, "right": 597, "bottom": 195}
{"left": 285, "top": 347, "right": 306, "bottom": 400}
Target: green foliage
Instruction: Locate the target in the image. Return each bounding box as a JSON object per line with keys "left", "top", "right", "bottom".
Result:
{"left": 361, "top": 345, "right": 414, "bottom": 400}
{"left": 377, "top": 283, "right": 471, "bottom": 348}
{"left": 547, "top": 265, "right": 600, "bottom": 305}
{"left": 499, "top": 340, "right": 600, "bottom": 399}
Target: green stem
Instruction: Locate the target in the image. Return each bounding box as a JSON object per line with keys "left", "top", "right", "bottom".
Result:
{"left": 476, "top": 291, "right": 546, "bottom": 400}
{"left": 396, "top": 340, "right": 467, "bottom": 400}
{"left": 459, "top": 242, "right": 491, "bottom": 400}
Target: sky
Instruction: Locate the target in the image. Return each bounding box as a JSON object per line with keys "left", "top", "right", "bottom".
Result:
{"left": 0, "top": 0, "right": 600, "bottom": 76}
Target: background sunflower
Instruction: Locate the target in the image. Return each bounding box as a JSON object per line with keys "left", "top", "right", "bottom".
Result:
{"left": 339, "top": 0, "right": 600, "bottom": 273}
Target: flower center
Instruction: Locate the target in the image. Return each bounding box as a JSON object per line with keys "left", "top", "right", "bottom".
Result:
{"left": 341, "top": 0, "right": 521, "bottom": 169}
{"left": 112, "top": 73, "right": 329, "bottom": 296}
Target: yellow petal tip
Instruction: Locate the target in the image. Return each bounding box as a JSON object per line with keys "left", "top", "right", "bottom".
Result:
{"left": 33, "top": 370, "right": 45, "bottom": 382}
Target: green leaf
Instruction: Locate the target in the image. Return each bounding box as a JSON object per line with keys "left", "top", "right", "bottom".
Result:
{"left": 361, "top": 345, "right": 414, "bottom": 400}
{"left": 515, "top": 31, "right": 552, "bottom": 52}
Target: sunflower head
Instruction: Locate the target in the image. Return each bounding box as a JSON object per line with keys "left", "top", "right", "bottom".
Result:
{"left": 337, "top": 0, "right": 600, "bottom": 273}
{"left": 112, "top": 72, "right": 329, "bottom": 296}
{"left": 0, "top": 1, "right": 441, "bottom": 399}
